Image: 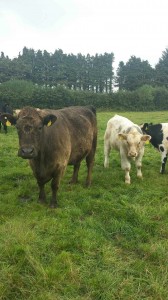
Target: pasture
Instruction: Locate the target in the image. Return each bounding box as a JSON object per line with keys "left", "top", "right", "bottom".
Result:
{"left": 0, "top": 110, "right": 168, "bottom": 300}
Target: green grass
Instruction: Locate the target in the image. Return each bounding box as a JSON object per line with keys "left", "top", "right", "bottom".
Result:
{"left": 0, "top": 111, "right": 168, "bottom": 300}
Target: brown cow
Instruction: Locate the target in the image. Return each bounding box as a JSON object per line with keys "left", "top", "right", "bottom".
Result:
{"left": 2, "top": 106, "right": 97, "bottom": 207}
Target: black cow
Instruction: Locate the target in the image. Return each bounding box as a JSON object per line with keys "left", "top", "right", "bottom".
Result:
{"left": 141, "top": 122, "right": 168, "bottom": 173}
{"left": 0, "top": 103, "right": 13, "bottom": 133}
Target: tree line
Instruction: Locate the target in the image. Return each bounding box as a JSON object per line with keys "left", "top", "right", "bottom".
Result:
{"left": 0, "top": 48, "right": 114, "bottom": 93}
{"left": 1, "top": 47, "right": 168, "bottom": 92}
{"left": 116, "top": 50, "right": 168, "bottom": 91}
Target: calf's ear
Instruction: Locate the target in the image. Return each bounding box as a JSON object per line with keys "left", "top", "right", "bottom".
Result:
{"left": 118, "top": 133, "right": 127, "bottom": 140}
{"left": 141, "top": 134, "right": 151, "bottom": 142}
{"left": 0, "top": 113, "right": 17, "bottom": 126}
{"left": 42, "top": 114, "right": 57, "bottom": 127}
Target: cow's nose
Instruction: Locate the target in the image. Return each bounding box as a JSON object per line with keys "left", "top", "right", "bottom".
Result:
{"left": 21, "top": 147, "right": 34, "bottom": 155}
{"left": 19, "top": 147, "right": 35, "bottom": 158}
{"left": 128, "top": 152, "right": 137, "bottom": 157}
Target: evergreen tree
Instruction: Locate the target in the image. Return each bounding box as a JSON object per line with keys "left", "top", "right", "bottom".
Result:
{"left": 155, "top": 48, "right": 168, "bottom": 88}
{"left": 116, "top": 56, "right": 154, "bottom": 91}
{"left": 0, "top": 52, "right": 12, "bottom": 83}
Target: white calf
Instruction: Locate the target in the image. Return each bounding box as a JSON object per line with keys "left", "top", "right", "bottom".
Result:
{"left": 104, "top": 115, "right": 151, "bottom": 184}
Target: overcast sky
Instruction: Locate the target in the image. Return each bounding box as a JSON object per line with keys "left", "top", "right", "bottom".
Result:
{"left": 0, "top": 0, "right": 168, "bottom": 70}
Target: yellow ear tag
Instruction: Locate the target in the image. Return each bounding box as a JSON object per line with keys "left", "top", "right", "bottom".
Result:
{"left": 6, "top": 120, "right": 11, "bottom": 126}
{"left": 47, "top": 120, "right": 52, "bottom": 127}
{"left": 145, "top": 140, "right": 150, "bottom": 144}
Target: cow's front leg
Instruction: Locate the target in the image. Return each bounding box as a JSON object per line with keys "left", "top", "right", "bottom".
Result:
{"left": 50, "top": 167, "right": 65, "bottom": 208}
{"left": 159, "top": 147, "right": 167, "bottom": 174}
{"left": 135, "top": 158, "right": 143, "bottom": 179}
{"left": 37, "top": 181, "right": 46, "bottom": 204}
{"left": 121, "top": 155, "right": 131, "bottom": 184}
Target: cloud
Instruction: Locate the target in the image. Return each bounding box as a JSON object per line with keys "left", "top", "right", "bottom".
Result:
{"left": 0, "top": 0, "right": 168, "bottom": 68}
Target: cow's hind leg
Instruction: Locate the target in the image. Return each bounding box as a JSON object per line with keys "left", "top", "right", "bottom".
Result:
{"left": 4, "top": 124, "right": 7, "bottom": 134}
{"left": 85, "top": 138, "right": 97, "bottom": 187}
{"left": 104, "top": 138, "right": 111, "bottom": 168}
{"left": 159, "top": 146, "right": 167, "bottom": 174}
{"left": 69, "top": 162, "right": 81, "bottom": 184}
{"left": 85, "top": 154, "right": 94, "bottom": 187}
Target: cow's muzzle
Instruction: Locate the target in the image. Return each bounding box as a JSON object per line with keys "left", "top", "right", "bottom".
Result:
{"left": 18, "top": 146, "right": 36, "bottom": 159}
{"left": 128, "top": 151, "right": 137, "bottom": 158}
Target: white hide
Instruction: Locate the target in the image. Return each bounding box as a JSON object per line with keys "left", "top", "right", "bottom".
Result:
{"left": 104, "top": 115, "right": 151, "bottom": 184}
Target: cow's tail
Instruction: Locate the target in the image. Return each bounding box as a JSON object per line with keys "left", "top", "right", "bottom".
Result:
{"left": 88, "top": 105, "right": 96, "bottom": 115}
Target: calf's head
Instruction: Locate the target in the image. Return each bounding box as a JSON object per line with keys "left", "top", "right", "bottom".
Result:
{"left": 1, "top": 107, "right": 57, "bottom": 159}
{"left": 118, "top": 132, "right": 151, "bottom": 158}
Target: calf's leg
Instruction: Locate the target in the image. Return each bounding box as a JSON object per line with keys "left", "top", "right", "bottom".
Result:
{"left": 104, "top": 139, "right": 111, "bottom": 168}
{"left": 120, "top": 154, "right": 131, "bottom": 184}
{"left": 135, "top": 157, "right": 143, "bottom": 179}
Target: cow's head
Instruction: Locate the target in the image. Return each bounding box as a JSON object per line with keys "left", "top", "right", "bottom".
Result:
{"left": 140, "top": 122, "right": 153, "bottom": 134}
{"left": 118, "top": 132, "right": 151, "bottom": 158}
{"left": 1, "top": 107, "right": 57, "bottom": 159}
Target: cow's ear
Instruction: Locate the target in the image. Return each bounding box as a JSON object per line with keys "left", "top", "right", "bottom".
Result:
{"left": 141, "top": 134, "right": 151, "bottom": 142}
{"left": 43, "top": 114, "right": 57, "bottom": 127}
{"left": 0, "top": 113, "right": 17, "bottom": 126}
{"left": 143, "top": 123, "right": 149, "bottom": 131}
{"left": 118, "top": 133, "right": 127, "bottom": 140}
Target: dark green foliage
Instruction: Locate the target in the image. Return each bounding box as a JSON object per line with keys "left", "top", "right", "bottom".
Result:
{"left": 0, "top": 48, "right": 114, "bottom": 93}
{"left": 1, "top": 80, "right": 168, "bottom": 111}
{"left": 116, "top": 56, "right": 155, "bottom": 91}
{"left": 155, "top": 48, "right": 168, "bottom": 88}
{"left": 2, "top": 47, "right": 168, "bottom": 94}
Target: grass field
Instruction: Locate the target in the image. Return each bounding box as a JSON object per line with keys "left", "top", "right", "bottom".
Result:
{"left": 0, "top": 110, "right": 168, "bottom": 300}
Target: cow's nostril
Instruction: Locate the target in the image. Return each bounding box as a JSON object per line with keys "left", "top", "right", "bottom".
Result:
{"left": 129, "top": 152, "right": 137, "bottom": 157}
{"left": 22, "top": 147, "right": 34, "bottom": 155}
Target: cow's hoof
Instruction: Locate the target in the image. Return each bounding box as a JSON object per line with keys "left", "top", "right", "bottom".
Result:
{"left": 50, "top": 204, "right": 57, "bottom": 209}
{"left": 69, "top": 179, "right": 78, "bottom": 184}
{"left": 38, "top": 199, "right": 46, "bottom": 205}
{"left": 104, "top": 163, "right": 109, "bottom": 168}
{"left": 125, "top": 180, "right": 131, "bottom": 184}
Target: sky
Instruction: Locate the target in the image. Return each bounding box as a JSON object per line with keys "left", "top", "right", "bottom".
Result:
{"left": 0, "top": 0, "right": 168, "bottom": 70}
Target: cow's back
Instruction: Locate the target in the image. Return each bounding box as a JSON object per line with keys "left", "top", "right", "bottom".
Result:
{"left": 42, "top": 106, "right": 97, "bottom": 165}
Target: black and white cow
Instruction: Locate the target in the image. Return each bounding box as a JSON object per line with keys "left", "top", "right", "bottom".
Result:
{"left": 141, "top": 122, "right": 168, "bottom": 174}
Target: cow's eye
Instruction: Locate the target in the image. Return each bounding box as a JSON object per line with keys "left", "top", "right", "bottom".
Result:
{"left": 38, "top": 126, "right": 43, "bottom": 131}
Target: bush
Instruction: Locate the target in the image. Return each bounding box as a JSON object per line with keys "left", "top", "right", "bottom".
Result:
{"left": 1, "top": 80, "right": 168, "bottom": 111}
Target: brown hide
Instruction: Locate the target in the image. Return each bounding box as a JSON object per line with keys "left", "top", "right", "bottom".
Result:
{"left": 15, "top": 106, "right": 97, "bottom": 207}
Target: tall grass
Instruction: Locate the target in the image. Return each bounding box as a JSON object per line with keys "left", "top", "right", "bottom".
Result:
{"left": 0, "top": 111, "right": 168, "bottom": 300}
